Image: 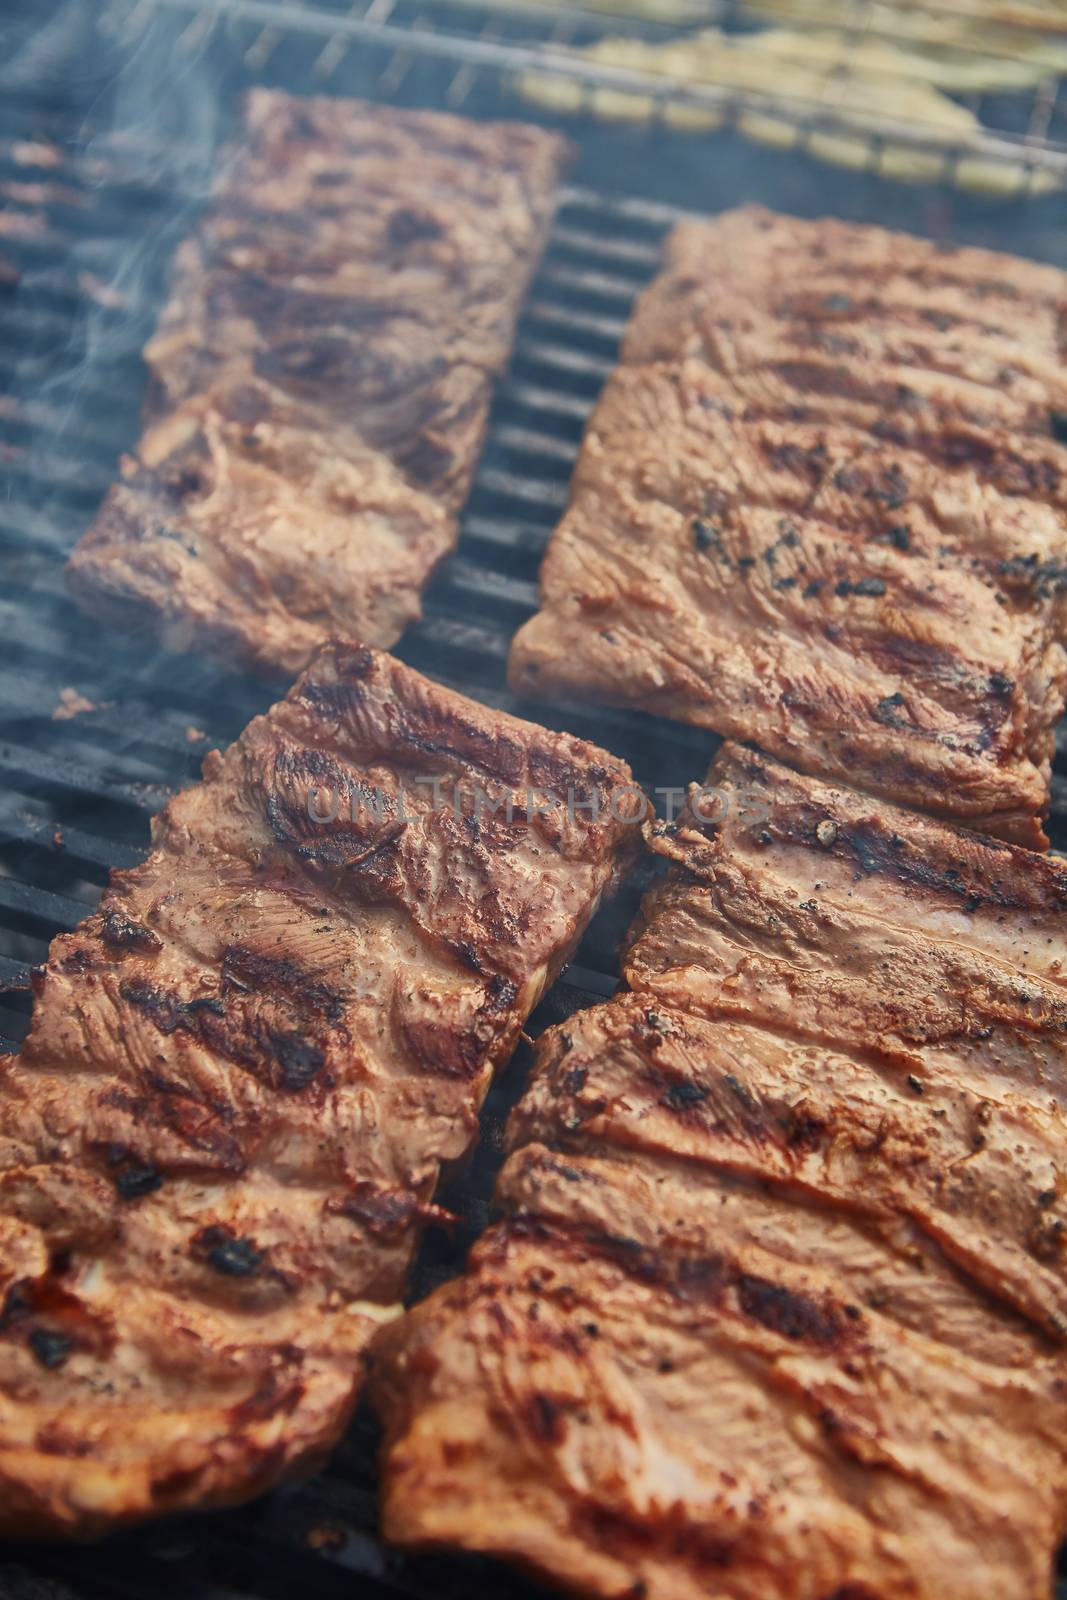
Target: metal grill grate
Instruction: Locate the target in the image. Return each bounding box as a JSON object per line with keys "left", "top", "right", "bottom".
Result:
{"left": 2, "top": 2, "right": 1067, "bottom": 1594}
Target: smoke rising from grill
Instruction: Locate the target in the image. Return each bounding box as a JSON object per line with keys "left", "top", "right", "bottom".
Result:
{"left": 5, "top": 3, "right": 227, "bottom": 412}
{"left": 0, "top": 3, "right": 255, "bottom": 753}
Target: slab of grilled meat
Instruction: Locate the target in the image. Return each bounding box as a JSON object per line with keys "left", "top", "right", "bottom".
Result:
{"left": 371, "top": 743, "right": 1067, "bottom": 1599}
{"left": 572, "top": 361, "right": 1067, "bottom": 601}
{"left": 626, "top": 209, "right": 1067, "bottom": 433}
{"left": 631, "top": 742, "right": 1067, "bottom": 1333}
{"left": 67, "top": 92, "right": 569, "bottom": 675}
{"left": 510, "top": 206, "right": 1067, "bottom": 848}
{"left": 0, "top": 643, "right": 637, "bottom": 1537}
{"left": 511, "top": 360, "right": 1067, "bottom": 846}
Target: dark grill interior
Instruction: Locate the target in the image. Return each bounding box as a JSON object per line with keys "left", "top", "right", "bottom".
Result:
{"left": 2, "top": 1, "right": 1067, "bottom": 1595}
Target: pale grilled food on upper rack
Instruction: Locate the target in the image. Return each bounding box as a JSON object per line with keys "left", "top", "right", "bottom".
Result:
{"left": 746, "top": 0, "right": 1067, "bottom": 39}
{"left": 517, "top": 24, "right": 1064, "bottom": 193}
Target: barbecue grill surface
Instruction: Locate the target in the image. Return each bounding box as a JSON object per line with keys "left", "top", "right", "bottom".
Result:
{"left": 2, "top": 2, "right": 1067, "bottom": 1596}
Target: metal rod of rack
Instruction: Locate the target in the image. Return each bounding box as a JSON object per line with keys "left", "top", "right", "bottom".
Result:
{"left": 132, "top": 0, "right": 1067, "bottom": 181}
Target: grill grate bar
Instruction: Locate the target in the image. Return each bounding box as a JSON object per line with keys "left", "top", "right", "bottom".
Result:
{"left": 511, "top": 334, "right": 616, "bottom": 381}
{"left": 468, "top": 465, "right": 570, "bottom": 512}
{"left": 490, "top": 419, "right": 587, "bottom": 466}
{"left": 549, "top": 221, "right": 665, "bottom": 265}
{"left": 0, "top": 955, "right": 32, "bottom": 990}
{"left": 0, "top": 875, "right": 94, "bottom": 932}
{"left": 524, "top": 297, "right": 628, "bottom": 342}
{"left": 0, "top": 739, "right": 170, "bottom": 816}
{"left": 0, "top": 673, "right": 226, "bottom": 769}
{"left": 0, "top": 806, "right": 146, "bottom": 876}
{"left": 496, "top": 377, "right": 592, "bottom": 423}
{"left": 537, "top": 259, "right": 650, "bottom": 302}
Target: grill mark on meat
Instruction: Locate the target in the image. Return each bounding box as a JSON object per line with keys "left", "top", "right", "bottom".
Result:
{"left": 192, "top": 1225, "right": 267, "bottom": 1279}
{"left": 120, "top": 977, "right": 328, "bottom": 1099}
{"left": 657, "top": 208, "right": 1064, "bottom": 324}
{"left": 598, "top": 368, "right": 1064, "bottom": 617}
{"left": 220, "top": 945, "right": 346, "bottom": 1023}
{"left": 374, "top": 1165, "right": 1064, "bottom": 1592}
{"left": 326, "top": 1184, "right": 420, "bottom": 1241}
{"left": 650, "top": 282, "right": 1067, "bottom": 427}
{"left": 736, "top": 1273, "right": 846, "bottom": 1346}
{"left": 772, "top": 360, "right": 930, "bottom": 417}
{"left": 112, "top": 1161, "right": 163, "bottom": 1202}
{"left": 768, "top": 406, "right": 1067, "bottom": 531}
{"left": 265, "top": 747, "right": 408, "bottom": 870}
{"left": 525, "top": 1207, "right": 858, "bottom": 1359}
{"left": 516, "top": 990, "right": 1067, "bottom": 1329}
{"left": 393, "top": 976, "right": 521, "bottom": 1080}
{"left": 296, "top": 656, "right": 529, "bottom": 785}
{"left": 67, "top": 94, "right": 570, "bottom": 676}
{"left": 692, "top": 744, "right": 1067, "bottom": 921}
{"left": 817, "top": 817, "right": 1067, "bottom": 920}
{"left": 507, "top": 1210, "right": 853, "bottom": 1353}
{"left": 98, "top": 1083, "right": 245, "bottom": 1173}
{"left": 0, "top": 645, "right": 636, "bottom": 1537}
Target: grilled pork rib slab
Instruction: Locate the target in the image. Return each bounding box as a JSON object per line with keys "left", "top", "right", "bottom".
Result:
{"left": 67, "top": 92, "right": 569, "bottom": 675}
{"left": 0, "top": 643, "right": 636, "bottom": 1537}
{"left": 371, "top": 745, "right": 1067, "bottom": 1600}
{"left": 510, "top": 206, "right": 1067, "bottom": 847}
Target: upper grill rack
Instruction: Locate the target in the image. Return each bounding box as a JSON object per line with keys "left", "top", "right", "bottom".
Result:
{"left": 106, "top": 0, "right": 1067, "bottom": 193}
{"left": 2, "top": 3, "right": 1067, "bottom": 1596}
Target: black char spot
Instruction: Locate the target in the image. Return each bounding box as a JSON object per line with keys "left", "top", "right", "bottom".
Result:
{"left": 738, "top": 1274, "right": 844, "bottom": 1345}
{"left": 102, "top": 912, "right": 163, "bottom": 955}
{"left": 266, "top": 1031, "right": 325, "bottom": 1093}
{"left": 115, "top": 1163, "right": 163, "bottom": 1201}
{"left": 29, "top": 1328, "right": 73, "bottom": 1370}
{"left": 200, "top": 1229, "right": 264, "bottom": 1279}
{"left": 662, "top": 1080, "right": 709, "bottom": 1110}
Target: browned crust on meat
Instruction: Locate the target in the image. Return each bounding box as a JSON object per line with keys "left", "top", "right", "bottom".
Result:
{"left": 370, "top": 750, "right": 1067, "bottom": 1600}
{"left": 68, "top": 93, "right": 571, "bottom": 676}
{"left": 627, "top": 206, "right": 1067, "bottom": 382}
{"left": 627, "top": 750, "right": 1067, "bottom": 1333}
{"left": 509, "top": 206, "right": 1067, "bottom": 847}
{"left": 0, "top": 642, "right": 637, "bottom": 1537}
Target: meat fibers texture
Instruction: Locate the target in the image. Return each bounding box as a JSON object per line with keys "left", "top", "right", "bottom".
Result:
{"left": 0, "top": 643, "right": 637, "bottom": 1536}
{"left": 509, "top": 205, "right": 1067, "bottom": 847}
{"left": 67, "top": 92, "right": 570, "bottom": 675}
{"left": 371, "top": 744, "right": 1067, "bottom": 1600}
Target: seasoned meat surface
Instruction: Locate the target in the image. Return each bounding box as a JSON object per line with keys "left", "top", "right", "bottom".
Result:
{"left": 371, "top": 745, "right": 1067, "bottom": 1599}
{"left": 0, "top": 643, "right": 636, "bottom": 1537}
{"left": 631, "top": 744, "right": 1067, "bottom": 1333}
{"left": 627, "top": 208, "right": 1067, "bottom": 395}
{"left": 626, "top": 207, "right": 1067, "bottom": 374}
{"left": 68, "top": 376, "right": 453, "bottom": 671}
{"left": 68, "top": 92, "right": 569, "bottom": 675}
{"left": 510, "top": 206, "right": 1067, "bottom": 847}
{"left": 572, "top": 362, "right": 1067, "bottom": 603}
